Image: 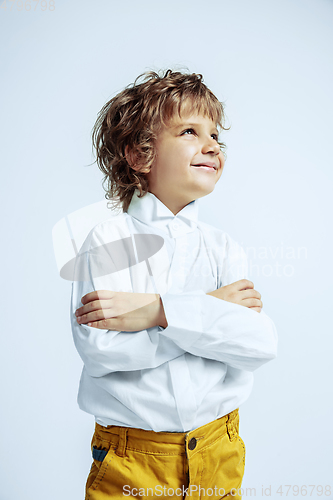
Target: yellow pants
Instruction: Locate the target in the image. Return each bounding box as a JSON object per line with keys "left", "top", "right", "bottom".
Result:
{"left": 85, "top": 409, "right": 245, "bottom": 500}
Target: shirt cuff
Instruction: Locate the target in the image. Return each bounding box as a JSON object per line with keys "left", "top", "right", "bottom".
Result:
{"left": 159, "top": 290, "right": 206, "bottom": 349}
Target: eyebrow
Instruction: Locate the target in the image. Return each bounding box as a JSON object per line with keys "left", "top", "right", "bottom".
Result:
{"left": 172, "top": 122, "right": 219, "bottom": 134}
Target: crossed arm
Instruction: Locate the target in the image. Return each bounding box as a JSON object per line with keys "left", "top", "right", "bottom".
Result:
{"left": 71, "top": 230, "right": 277, "bottom": 376}
{"left": 75, "top": 279, "right": 263, "bottom": 331}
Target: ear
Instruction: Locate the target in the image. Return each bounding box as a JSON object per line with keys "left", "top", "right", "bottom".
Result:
{"left": 125, "top": 145, "right": 150, "bottom": 174}
{"left": 125, "top": 145, "right": 140, "bottom": 171}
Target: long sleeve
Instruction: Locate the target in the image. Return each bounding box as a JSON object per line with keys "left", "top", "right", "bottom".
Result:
{"left": 69, "top": 190, "right": 277, "bottom": 431}
{"left": 70, "top": 227, "right": 185, "bottom": 378}
{"left": 158, "top": 235, "right": 278, "bottom": 372}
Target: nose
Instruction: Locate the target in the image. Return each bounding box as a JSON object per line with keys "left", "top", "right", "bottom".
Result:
{"left": 202, "top": 137, "right": 220, "bottom": 156}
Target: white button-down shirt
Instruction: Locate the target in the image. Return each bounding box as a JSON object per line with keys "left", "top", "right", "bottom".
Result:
{"left": 70, "top": 189, "right": 278, "bottom": 432}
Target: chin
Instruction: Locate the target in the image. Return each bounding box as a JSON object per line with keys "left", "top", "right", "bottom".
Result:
{"left": 200, "top": 182, "right": 216, "bottom": 194}
{"left": 193, "top": 187, "right": 215, "bottom": 200}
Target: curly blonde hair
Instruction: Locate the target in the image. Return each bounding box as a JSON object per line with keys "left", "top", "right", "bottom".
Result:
{"left": 91, "top": 69, "right": 228, "bottom": 213}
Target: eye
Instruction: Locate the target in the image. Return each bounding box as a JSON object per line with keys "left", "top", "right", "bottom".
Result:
{"left": 181, "top": 128, "right": 196, "bottom": 136}
{"left": 211, "top": 133, "right": 219, "bottom": 141}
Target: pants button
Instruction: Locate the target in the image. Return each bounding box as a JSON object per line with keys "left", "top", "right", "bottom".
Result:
{"left": 188, "top": 437, "right": 197, "bottom": 450}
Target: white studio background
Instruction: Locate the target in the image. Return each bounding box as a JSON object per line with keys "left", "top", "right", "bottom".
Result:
{"left": 1, "top": 0, "right": 332, "bottom": 499}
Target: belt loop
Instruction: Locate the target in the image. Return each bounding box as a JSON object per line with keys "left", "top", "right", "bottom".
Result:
{"left": 116, "top": 427, "right": 128, "bottom": 457}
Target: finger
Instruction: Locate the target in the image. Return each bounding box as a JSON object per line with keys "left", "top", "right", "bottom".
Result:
{"left": 86, "top": 318, "right": 126, "bottom": 331}
{"left": 236, "top": 279, "right": 254, "bottom": 291}
{"left": 76, "top": 296, "right": 117, "bottom": 316}
{"left": 86, "top": 318, "right": 113, "bottom": 330}
{"left": 240, "top": 289, "right": 261, "bottom": 300}
{"left": 242, "top": 298, "right": 262, "bottom": 308}
{"left": 81, "top": 290, "right": 115, "bottom": 305}
{"left": 248, "top": 306, "right": 262, "bottom": 313}
{"left": 76, "top": 306, "right": 114, "bottom": 324}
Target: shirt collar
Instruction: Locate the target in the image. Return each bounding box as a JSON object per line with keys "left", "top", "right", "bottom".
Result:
{"left": 126, "top": 189, "right": 199, "bottom": 237}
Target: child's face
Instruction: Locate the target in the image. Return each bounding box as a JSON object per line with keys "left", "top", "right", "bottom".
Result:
{"left": 146, "top": 106, "right": 225, "bottom": 215}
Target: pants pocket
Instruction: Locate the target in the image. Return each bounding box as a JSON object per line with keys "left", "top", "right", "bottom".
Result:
{"left": 227, "top": 413, "right": 246, "bottom": 469}
{"left": 222, "top": 419, "right": 246, "bottom": 499}
{"left": 85, "top": 434, "right": 115, "bottom": 497}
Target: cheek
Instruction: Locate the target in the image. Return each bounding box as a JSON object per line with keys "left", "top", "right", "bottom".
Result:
{"left": 159, "top": 147, "right": 189, "bottom": 171}
{"left": 176, "top": 146, "right": 197, "bottom": 166}
{"left": 216, "top": 154, "right": 225, "bottom": 181}
{"left": 218, "top": 152, "right": 225, "bottom": 169}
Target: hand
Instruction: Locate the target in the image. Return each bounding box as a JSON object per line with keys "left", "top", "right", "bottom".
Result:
{"left": 75, "top": 290, "right": 167, "bottom": 331}
{"left": 207, "top": 279, "right": 263, "bottom": 313}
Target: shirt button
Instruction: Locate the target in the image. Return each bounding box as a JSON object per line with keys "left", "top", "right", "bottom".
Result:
{"left": 172, "top": 222, "right": 179, "bottom": 230}
{"left": 188, "top": 437, "right": 197, "bottom": 450}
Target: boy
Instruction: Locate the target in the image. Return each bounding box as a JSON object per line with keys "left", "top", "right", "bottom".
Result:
{"left": 71, "top": 69, "right": 278, "bottom": 500}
